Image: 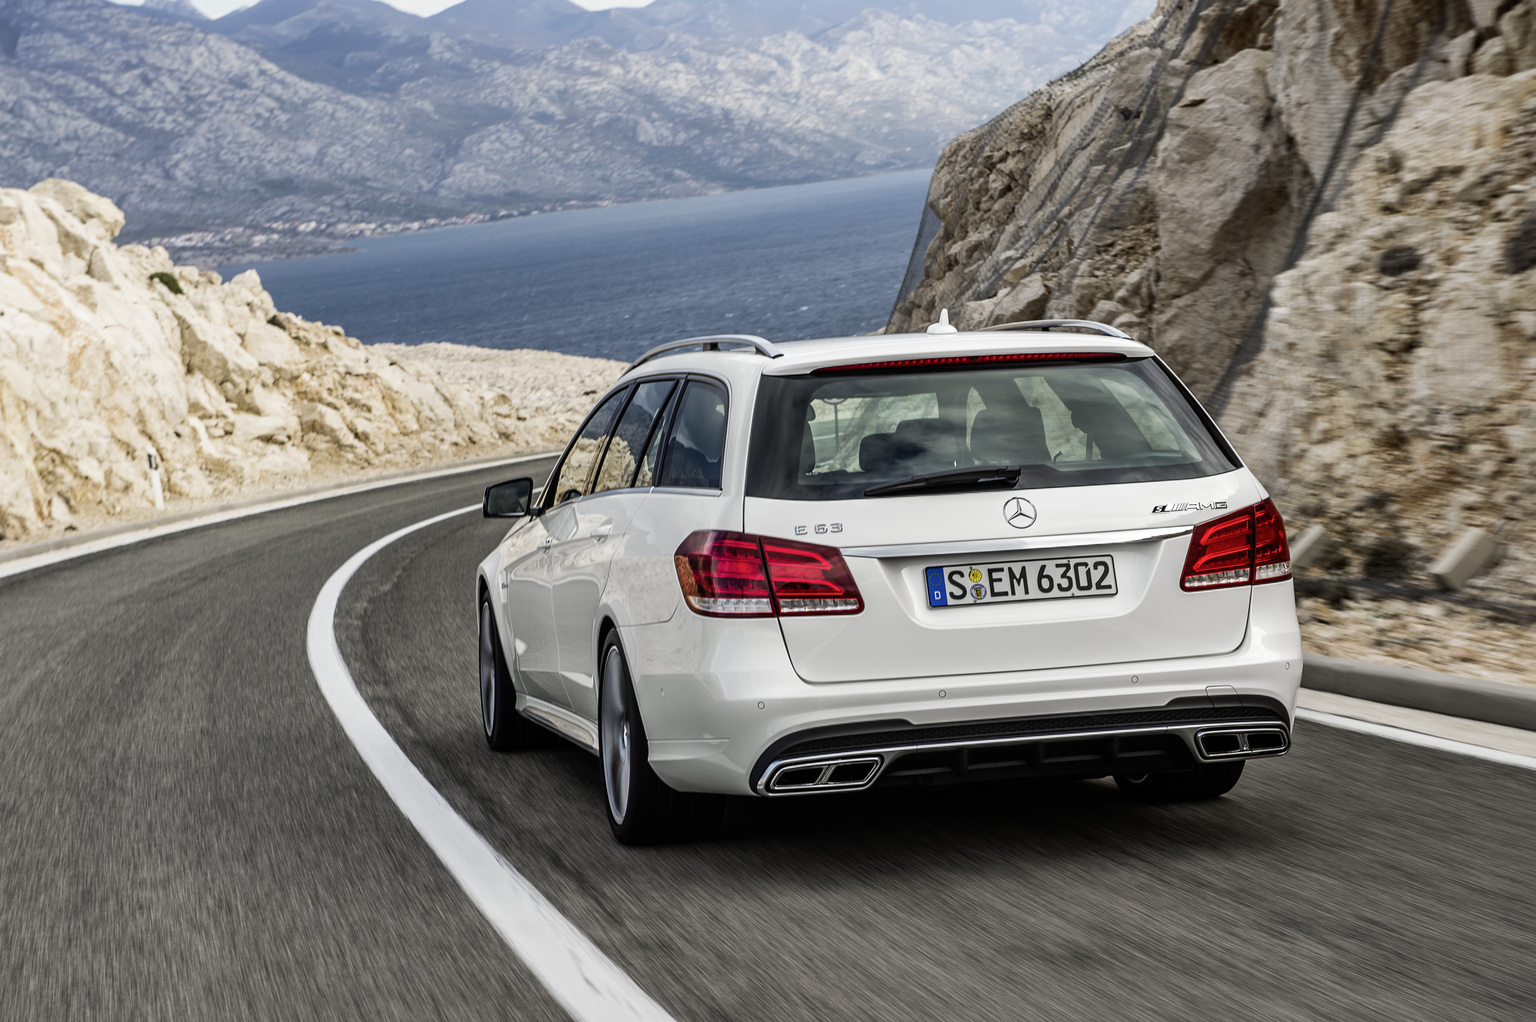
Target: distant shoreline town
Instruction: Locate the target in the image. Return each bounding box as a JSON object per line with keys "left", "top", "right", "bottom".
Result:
{"left": 135, "top": 199, "right": 625, "bottom": 269}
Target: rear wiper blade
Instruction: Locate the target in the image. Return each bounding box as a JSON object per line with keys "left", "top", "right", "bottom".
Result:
{"left": 864, "top": 466, "right": 1021, "bottom": 497}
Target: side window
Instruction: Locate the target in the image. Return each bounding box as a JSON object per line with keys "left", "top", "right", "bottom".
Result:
{"left": 592, "top": 380, "right": 676, "bottom": 494}
{"left": 658, "top": 380, "right": 728, "bottom": 490}
{"left": 549, "top": 388, "right": 628, "bottom": 506}
{"left": 634, "top": 387, "right": 677, "bottom": 488}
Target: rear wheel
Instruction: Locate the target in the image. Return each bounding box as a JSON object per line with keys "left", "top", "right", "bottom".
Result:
{"left": 479, "top": 595, "right": 543, "bottom": 751}
{"left": 599, "top": 632, "right": 722, "bottom": 845}
{"left": 1114, "top": 762, "right": 1244, "bottom": 802}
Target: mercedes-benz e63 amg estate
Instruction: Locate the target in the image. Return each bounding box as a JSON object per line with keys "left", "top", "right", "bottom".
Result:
{"left": 477, "top": 319, "right": 1300, "bottom": 843}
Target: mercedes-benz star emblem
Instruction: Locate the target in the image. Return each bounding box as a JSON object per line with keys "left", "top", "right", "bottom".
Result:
{"left": 1003, "top": 496, "right": 1037, "bottom": 530}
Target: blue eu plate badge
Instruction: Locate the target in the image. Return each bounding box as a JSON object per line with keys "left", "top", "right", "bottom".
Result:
{"left": 925, "top": 567, "right": 949, "bottom": 607}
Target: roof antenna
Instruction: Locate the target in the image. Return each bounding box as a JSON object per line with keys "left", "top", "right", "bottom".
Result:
{"left": 926, "top": 308, "right": 958, "bottom": 334}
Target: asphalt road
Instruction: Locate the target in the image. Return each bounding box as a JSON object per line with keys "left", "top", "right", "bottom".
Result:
{"left": 3, "top": 462, "right": 1534, "bottom": 1020}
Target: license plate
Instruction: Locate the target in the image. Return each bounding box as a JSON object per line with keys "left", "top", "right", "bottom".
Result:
{"left": 925, "top": 556, "right": 1118, "bottom": 607}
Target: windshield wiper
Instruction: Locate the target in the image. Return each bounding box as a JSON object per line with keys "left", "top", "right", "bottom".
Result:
{"left": 863, "top": 465, "right": 1021, "bottom": 497}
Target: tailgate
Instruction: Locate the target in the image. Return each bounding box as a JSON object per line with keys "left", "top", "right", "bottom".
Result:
{"left": 745, "top": 479, "right": 1257, "bottom": 684}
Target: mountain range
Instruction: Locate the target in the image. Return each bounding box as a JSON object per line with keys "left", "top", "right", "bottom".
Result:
{"left": 0, "top": 0, "right": 1150, "bottom": 260}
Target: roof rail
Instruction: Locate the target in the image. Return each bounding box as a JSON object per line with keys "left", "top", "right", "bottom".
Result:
{"left": 977, "top": 319, "right": 1132, "bottom": 339}
{"left": 627, "top": 334, "right": 781, "bottom": 371}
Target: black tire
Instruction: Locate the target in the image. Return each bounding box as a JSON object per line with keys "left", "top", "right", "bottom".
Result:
{"left": 598, "top": 632, "right": 722, "bottom": 845}
{"left": 1114, "top": 761, "right": 1244, "bottom": 802}
{"left": 479, "top": 594, "right": 544, "bottom": 751}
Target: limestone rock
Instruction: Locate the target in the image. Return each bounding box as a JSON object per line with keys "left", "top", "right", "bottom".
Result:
{"left": 890, "top": 0, "right": 1473, "bottom": 396}
{"left": 991, "top": 275, "right": 1050, "bottom": 326}
{"left": 890, "top": 0, "right": 1534, "bottom": 604}
{"left": 27, "top": 179, "right": 126, "bottom": 243}
{"left": 0, "top": 180, "right": 624, "bottom": 543}
{"left": 1222, "top": 70, "right": 1536, "bottom": 601}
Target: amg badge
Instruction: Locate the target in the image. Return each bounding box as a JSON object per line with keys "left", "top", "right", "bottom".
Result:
{"left": 1151, "top": 501, "right": 1228, "bottom": 514}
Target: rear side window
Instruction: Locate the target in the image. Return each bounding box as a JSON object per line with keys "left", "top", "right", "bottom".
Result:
{"left": 549, "top": 387, "right": 627, "bottom": 505}
{"left": 746, "top": 359, "right": 1238, "bottom": 500}
{"left": 592, "top": 379, "right": 676, "bottom": 494}
{"left": 658, "top": 380, "right": 728, "bottom": 490}
{"left": 634, "top": 393, "right": 673, "bottom": 488}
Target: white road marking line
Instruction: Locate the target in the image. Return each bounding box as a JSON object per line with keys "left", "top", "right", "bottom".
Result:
{"left": 0, "top": 453, "right": 551, "bottom": 583}
{"left": 307, "top": 505, "right": 677, "bottom": 1022}
{"left": 1297, "top": 708, "right": 1536, "bottom": 773}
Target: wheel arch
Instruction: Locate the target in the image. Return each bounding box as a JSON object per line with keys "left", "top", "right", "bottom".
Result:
{"left": 596, "top": 615, "right": 638, "bottom": 724}
{"left": 596, "top": 615, "right": 621, "bottom": 678}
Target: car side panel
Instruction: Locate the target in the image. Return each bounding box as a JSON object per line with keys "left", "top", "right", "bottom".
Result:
{"left": 551, "top": 488, "right": 652, "bottom": 720}
{"left": 496, "top": 512, "right": 566, "bottom": 708}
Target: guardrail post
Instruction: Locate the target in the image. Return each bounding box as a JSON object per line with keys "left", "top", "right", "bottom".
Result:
{"left": 1289, "top": 524, "right": 1335, "bottom": 570}
{"left": 1429, "top": 527, "right": 1503, "bottom": 591}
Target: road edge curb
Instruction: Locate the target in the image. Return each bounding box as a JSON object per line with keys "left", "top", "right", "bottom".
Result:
{"left": 0, "top": 450, "right": 558, "bottom": 583}
{"left": 1303, "top": 654, "right": 1536, "bottom": 733}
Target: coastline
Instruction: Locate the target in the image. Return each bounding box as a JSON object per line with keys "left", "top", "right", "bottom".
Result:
{"left": 140, "top": 169, "right": 932, "bottom": 272}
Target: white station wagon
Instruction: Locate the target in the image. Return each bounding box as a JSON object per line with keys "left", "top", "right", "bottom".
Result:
{"left": 477, "top": 319, "right": 1300, "bottom": 843}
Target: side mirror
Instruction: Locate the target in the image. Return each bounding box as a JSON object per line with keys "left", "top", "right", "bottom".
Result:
{"left": 483, "top": 478, "right": 537, "bottom": 518}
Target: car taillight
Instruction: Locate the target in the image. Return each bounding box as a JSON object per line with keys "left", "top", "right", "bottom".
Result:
{"left": 1180, "top": 499, "right": 1291, "bottom": 591}
{"left": 760, "top": 536, "right": 864, "bottom": 614}
{"left": 675, "top": 531, "right": 864, "bottom": 617}
{"left": 674, "top": 531, "right": 775, "bottom": 616}
{"left": 1252, "top": 499, "right": 1291, "bottom": 582}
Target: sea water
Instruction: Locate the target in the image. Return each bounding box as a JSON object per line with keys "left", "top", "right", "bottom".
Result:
{"left": 222, "top": 170, "right": 933, "bottom": 363}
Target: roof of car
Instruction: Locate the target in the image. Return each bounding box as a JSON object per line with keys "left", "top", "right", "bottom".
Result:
{"left": 620, "top": 328, "right": 1156, "bottom": 382}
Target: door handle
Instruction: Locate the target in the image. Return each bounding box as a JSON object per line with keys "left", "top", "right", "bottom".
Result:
{"left": 592, "top": 524, "right": 613, "bottom": 541}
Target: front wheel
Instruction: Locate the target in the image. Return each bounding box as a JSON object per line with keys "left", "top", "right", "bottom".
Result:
{"left": 1114, "top": 761, "right": 1244, "bottom": 802}
{"left": 479, "top": 595, "right": 542, "bottom": 751}
{"left": 599, "top": 632, "right": 722, "bottom": 845}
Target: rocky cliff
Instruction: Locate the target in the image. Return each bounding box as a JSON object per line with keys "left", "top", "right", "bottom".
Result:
{"left": 0, "top": 179, "right": 620, "bottom": 543}
{"left": 890, "top": 0, "right": 1536, "bottom": 618}
{"left": 1221, "top": 65, "right": 1536, "bottom": 604}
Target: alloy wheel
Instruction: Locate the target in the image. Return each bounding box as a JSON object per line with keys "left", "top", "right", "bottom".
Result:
{"left": 479, "top": 601, "right": 496, "bottom": 738}
{"left": 600, "top": 645, "right": 632, "bottom": 825}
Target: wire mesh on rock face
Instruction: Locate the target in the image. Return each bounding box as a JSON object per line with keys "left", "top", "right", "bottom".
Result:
{"left": 885, "top": 0, "right": 1536, "bottom": 627}
{"left": 886, "top": 0, "right": 1471, "bottom": 409}
{"left": 894, "top": 205, "right": 943, "bottom": 319}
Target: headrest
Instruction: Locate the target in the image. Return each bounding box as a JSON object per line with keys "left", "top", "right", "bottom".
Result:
{"left": 970, "top": 406, "right": 1049, "bottom": 465}
{"left": 859, "top": 432, "right": 895, "bottom": 474}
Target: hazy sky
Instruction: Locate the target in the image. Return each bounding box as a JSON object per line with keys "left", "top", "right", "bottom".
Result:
{"left": 125, "top": 0, "right": 654, "bottom": 17}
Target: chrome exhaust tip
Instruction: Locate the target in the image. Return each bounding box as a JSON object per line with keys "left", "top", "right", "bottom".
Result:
{"left": 1196, "top": 727, "right": 1289, "bottom": 759}
{"left": 765, "top": 756, "right": 882, "bottom": 794}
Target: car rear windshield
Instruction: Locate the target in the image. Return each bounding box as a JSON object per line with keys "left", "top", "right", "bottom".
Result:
{"left": 745, "top": 358, "right": 1240, "bottom": 500}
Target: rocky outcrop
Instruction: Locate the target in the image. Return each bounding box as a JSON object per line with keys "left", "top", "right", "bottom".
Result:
{"left": 370, "top": 342, "right": 629, "bottom": 452}
{"left": 1221, "top": 69, "right": 1536, "bottom": 601}
{"left": 0, "top": 179, "right": 620, "bottom": 543}
{"left": 890, "top": 0, "right": 1486, "bottom": 391}
{"left": 890, "top": 0, "right": 1535, "bottom": 605}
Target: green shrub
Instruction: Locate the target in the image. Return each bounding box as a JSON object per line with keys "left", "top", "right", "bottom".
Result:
{"left": 149, "top": 271, "right": 184, "bottom": 296}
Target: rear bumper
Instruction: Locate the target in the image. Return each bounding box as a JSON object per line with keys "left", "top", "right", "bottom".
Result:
{"left": 625, "top": 581, "right": 1301, "bottom": 796}
{"left": 752, "top": 706, "right": 1289, "bottom": 795}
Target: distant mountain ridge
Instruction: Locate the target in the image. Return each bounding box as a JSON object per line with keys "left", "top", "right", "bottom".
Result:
{"left": 0, "top": 0, "right": 1151, "bottom": 257}
{"left": 415, "top": 0, "right": 1107, "bottom": 47}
